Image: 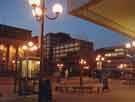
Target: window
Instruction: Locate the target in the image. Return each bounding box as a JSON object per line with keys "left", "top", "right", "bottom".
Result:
{"left": 69, "top": 44, "right": 74, "bottom": 47}
{"left": 64, "top": 45, "right": 69, "bottom": 48}
{"left": 75, "top": 47, "right": 80, "bottom": 51}
{"left": 75, "top": 42, "right": 79, "bottom": 46}
{"left": 56, "top": 50, "right": 60, "bottom": 53}
{"left": 115, "top": 48, "right": 124, "bottom": 52}
{"left": 69, "top": 48, "right": 74, "bottom": 51}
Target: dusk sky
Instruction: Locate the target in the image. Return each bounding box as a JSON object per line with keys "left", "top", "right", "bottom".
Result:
{"left": 0, "top": 0, "right": 130, "bottom": 48}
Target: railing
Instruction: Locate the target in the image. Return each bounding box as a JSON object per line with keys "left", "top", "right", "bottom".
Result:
{"left": 0, "top": 69, "right": 15, "bottom": 76}
{"left": 0, "top": 95, "right": 37, "bottom": 102}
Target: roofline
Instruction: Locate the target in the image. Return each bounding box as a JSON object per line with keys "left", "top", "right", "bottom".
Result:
{"left": 0, "top": 24, "right": 32, "bottom": 32}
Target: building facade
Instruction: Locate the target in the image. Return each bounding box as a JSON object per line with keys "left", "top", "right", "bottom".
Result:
{"left": 0, "top": 24, "right": 40, "bottom": 96}
{"left": 44, "top": 32, "right": 94, "bottom": 75}
{"left": 95, "top": 46, "right": 135, "bottom": 71}
{"left": 0, "top": 24, "right": 32, "bottom": 75}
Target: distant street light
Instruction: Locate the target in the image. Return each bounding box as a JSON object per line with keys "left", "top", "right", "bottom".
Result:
{"left": 57, "top": 63, "right": 64, "bottom": 72}
{"left": 79, "top": 59, "right": 87, "bottom": 87}
{"left": 125, "top": 41, "right": 135, "bottom": 70}
{"left": 96, "top": 55, "right": 105, "bottom": 70}
{"left": 28, "top": 0, "right": 63, "bottom": 102}
{"left": 132, "top": 41, "right": 135, "bottom": 47}
{"left": 125, "top": 43, "right": 131, "bottom": 49}
{"left": 125, "top": 41, "right": 135, "bottom": 49}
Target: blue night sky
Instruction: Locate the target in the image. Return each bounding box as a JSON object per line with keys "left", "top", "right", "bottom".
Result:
{"left": 0, "top": 0, "right": 129, "bottom": 48}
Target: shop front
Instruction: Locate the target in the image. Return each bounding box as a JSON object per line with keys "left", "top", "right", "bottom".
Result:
{"left": 16, "top": 57, "right": 40, "bottom": 95}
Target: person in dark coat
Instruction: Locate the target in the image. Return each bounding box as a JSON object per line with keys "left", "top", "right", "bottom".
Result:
{"left": 101, "top": 72, "right": 109, "bottom": 92}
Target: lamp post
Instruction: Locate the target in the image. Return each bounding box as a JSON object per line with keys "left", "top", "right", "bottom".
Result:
{"left": 56, "top": 63, "right": 64, "bottom": 81}
{"left": 28, "top": 0, "right": 63, "bottom": 102}
{"left": 79, "top": 59, "right": 87, "bottom": 87}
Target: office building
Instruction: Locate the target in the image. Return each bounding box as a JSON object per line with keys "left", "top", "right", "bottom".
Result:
{"left": 95, "top": 45, "right": 135, "bottom": 70}
{"left": 44, "top": 32, "right": 94, "bottom": 74}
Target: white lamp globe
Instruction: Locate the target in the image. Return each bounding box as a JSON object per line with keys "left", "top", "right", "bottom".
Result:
{"left": 52, "top": 3, "right": 63, "bottom": 14}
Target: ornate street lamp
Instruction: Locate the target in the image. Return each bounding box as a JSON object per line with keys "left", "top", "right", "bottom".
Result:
{"left": 28, "top": 0, "right": 63, "bottom": 102}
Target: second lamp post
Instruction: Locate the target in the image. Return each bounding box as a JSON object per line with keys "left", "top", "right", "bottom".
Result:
{"left": 79, "top": 59, "right": 87, "bottom": 87}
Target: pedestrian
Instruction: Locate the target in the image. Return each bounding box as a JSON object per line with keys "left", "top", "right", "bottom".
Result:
{"left": 101, "top": 73, "right": 109, "bottom": 92}
{"left": 65, "top": 69, "right": 69, "bottom": 79}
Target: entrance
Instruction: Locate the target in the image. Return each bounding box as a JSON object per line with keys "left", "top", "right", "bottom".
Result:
{"left": 16, "top": 57, "right": 40, "bottom": 95}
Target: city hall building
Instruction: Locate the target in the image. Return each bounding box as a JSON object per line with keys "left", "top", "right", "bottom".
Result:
{"left": 0, "top": 24, "right": 32, "bottom": 75}
{"left": 0, "top": 24, "right": 40, "bottom": 96}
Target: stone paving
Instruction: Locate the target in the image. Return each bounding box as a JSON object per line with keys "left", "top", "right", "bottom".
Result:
{"left": 0, "top": 79, "right": 135, "bottom": 102}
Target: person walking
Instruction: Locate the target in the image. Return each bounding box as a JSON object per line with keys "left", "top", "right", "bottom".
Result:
{"left": 65, "top": 69, "right": 69, "bottom": 80}
{"left": 101, "top": 72, "right": 109, "bottom": 92}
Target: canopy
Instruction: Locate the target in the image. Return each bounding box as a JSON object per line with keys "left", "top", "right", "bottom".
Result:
{"left": 68, "top": 0, "right": 135, "bottom": 38}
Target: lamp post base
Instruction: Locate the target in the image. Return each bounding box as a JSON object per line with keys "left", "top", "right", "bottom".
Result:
{"left": 38, "top": 79, "right": 52, "bottom": 102}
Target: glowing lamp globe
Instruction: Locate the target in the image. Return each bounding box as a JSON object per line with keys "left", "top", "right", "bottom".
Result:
{"left": 32, "top": 7, "right": 43, "bottom": 17}
{"left": 29, "top": 0, "right": 41, "bottom": 6}
{"left": 52, "top": 3, "right": 63, "bottom": 14}
{"left": 28, "top": 41, "right": 34, "bottom": 47}
{"left": 22, "top": 45, "right": 28, "bottom": 50}
{"left": 132, "top": 41, "right": 135, "bottom": 47}
{"left": 125, "top": 43, "right": 131, "bottom": 49}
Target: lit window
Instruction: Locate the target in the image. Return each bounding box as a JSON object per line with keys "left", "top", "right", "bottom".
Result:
{"left": 65, "top": 49, "right": 69, "bottom": 52}
{"left": 0, "top": 45, "right": 5, "bottom": 50}
{"left": 69, "top": 44, "right": 74, "bottom": 47}
{"left": 75, "top": 42, "right": 79, "bottom": 46}
{"left": 115, "top": 48, "right": 124, "bottom": 52}
{"left": 75, "top": 47, "right": 80, "bottom": 51}
{"left": 60, "top": 46, "right": 64, "bottom": 49}
{"left": 105, "top": 53, "right": 111, "bottom": 57}
{"left": 56, "top": 50, "right": 60, "bottom": 53}
{"left": 69, "top": 48, "right": 74, "bottom": 51}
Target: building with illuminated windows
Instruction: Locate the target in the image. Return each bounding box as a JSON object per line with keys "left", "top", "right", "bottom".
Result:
{"left": 0, "top": 24, "right": 42, "bottom": 96}
{"left": 95, "top": 46, "right": 135, "bottom": 71}
{"left": 0, "top": 24, "right": 40, "bottom": 96}
{"left": 44, "top": 32, "right": 94, "bottom": 74}
{"left": 0, "top": 24, "right": 32, "bottom": 75}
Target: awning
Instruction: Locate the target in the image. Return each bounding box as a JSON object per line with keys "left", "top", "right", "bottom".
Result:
{"left": 68, "top": 0, "right": 135, "bottom": 38}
